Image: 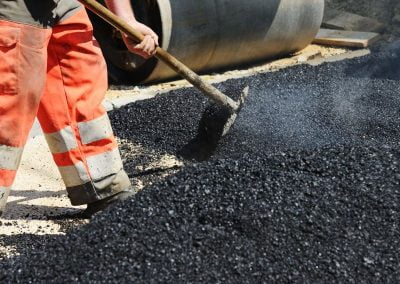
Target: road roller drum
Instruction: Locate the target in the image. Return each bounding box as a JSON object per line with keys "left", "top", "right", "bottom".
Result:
{"left": 89, "top": 0, "right": 324, "bottom": 83}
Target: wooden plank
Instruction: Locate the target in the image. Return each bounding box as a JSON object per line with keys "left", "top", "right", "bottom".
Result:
{"left": 323, "top": 8, "right": 384, "bottom": 33}
{"left": 313, "top": 29, "right": 381, "bottom": 48}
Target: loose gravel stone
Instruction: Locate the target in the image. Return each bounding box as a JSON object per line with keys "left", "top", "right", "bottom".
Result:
{"left": 1, "top": 146, "right": 400, "bottom": 283}
{"left": 110, "top": 45, "right": 400, "bottom": 161}
{"left": 1, "top": 48, "right": 400, "bottom": 283}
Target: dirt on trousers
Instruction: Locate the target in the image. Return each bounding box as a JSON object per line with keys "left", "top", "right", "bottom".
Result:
{"left": 1, "top": 44, "right": 400, "bottom": 282}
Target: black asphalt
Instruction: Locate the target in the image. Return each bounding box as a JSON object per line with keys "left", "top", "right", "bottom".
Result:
{"left": 1, "top": 46, "right": 400, "bottom": 283}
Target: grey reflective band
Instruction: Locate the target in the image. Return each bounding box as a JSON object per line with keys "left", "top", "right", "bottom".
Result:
{"left": 45, "top": 126, "right": 79, "bottom": 154}
{"left": 0, "top": 186, "right": 10, "bottom": 210}
{"left": 58, "top": 149, "right": 123, "bottom": 186}
{"left": 58, "top": 161, "right": 91, "bottom": 187}
{"left": 87, "top": 148, "right": 123, "bottom": 180}
{"left": 0, "top": 144, "right": 23, "bottom": 171}
{"left": 78, "top": 114, "right": 114, "bottom": 145}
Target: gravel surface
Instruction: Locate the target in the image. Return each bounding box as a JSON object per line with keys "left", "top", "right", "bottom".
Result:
{"left": 1, "top": 146, "right": 400, "bottom": 283}
{"left": 1, "top": 48, "right": 400, "bottom": 282}
{"left": 326, "top": 0, "right": 400, "bottom": 39}
{"left": 109, "top": 45, "right": 400, "bottom": 160}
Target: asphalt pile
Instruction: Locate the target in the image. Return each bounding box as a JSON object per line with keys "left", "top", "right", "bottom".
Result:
{"left": 110, "top": 45, "right": 400, "bottom": 161}
{"left": 346, "top": 40, "right": 400, "bottom": 80}
{"left": 1, "top": 48, "right": 400, "bottom": 282}
{"left": 2, "top": 146, "right": 400, "bottom": 283}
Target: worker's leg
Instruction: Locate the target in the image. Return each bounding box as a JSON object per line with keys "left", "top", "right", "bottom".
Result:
{"left": 0, "top": 21, "right": 51, "bottom": 214}
{"left": 37, "top": 8, "right": 131, "bottom": 206}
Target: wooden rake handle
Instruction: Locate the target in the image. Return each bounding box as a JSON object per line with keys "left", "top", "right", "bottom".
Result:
{"left": 78, "top": 0, "right": 239, "bottom": 111}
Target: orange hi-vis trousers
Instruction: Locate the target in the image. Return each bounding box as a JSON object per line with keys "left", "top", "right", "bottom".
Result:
{"left": 0, "top": 8, "right": 131, "bottom": 212}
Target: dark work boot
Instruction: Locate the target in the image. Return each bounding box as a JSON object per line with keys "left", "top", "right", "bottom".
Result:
{"left": 83, "top": 187, "right": 136, "bottom": 218}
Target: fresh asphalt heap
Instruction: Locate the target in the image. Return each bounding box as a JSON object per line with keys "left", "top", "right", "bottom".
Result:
{"left": 1, "top": 45, "right": 400, "bottom": 282}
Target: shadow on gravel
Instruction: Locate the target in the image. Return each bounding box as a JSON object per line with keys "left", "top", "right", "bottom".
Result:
{"left": 1, "top": 190, "right": 80, "bottom": 221}
{"left": 2, "top": 49, "right": 400, "bottom": 282}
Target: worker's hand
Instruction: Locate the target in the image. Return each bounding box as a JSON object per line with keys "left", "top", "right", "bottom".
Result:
{"left": 122, "top": 21, "right": 159, "bottom": 59}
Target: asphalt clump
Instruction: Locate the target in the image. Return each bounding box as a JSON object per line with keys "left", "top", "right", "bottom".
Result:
{"left": 2, "top": 145, "right": 400, "bottom": 283}
{"left": 2, "top": 49, "right": 400, "bottom": 282}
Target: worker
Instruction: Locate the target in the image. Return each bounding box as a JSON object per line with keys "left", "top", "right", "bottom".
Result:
{"left": 0, "top": 0, "right": 158, "bottom": 217}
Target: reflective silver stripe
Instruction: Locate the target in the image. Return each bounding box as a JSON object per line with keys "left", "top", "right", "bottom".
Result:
{"left": 0, "top": 145, "right": 23, "bottom": 170}
{"left": 0, "top": 186, "right": 10, "bottom": 210}
{"left": 87, "top": 148, "right": 123, "bottom": 180}
{"left": 78, "top": 114, "right": 114, "bottom": 145}
{"left": 58, "top": 161, "right": 91, "bottom": 187}
{"left": 44, "top": 126, "right": 78, "bottom": 154}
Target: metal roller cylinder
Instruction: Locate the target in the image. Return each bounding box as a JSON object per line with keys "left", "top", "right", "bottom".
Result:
{"left": 90, "top": 0, "right": 324, "bottom": 84}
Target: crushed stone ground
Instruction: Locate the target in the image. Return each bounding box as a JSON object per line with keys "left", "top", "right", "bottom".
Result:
{"left": 2, "top": 146, "right": 400, "bottom": 283}
{"left": 110, "top": 44, "right": 400, "bottom": 160}
{"left": 1, "top": 45, "right": 400, "bottom": 282}
{"left": 326, "top": 0, "right": 400, "bottom": 40}
{"left": 0, "top": 45, "right": 349, "bottom": 262}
